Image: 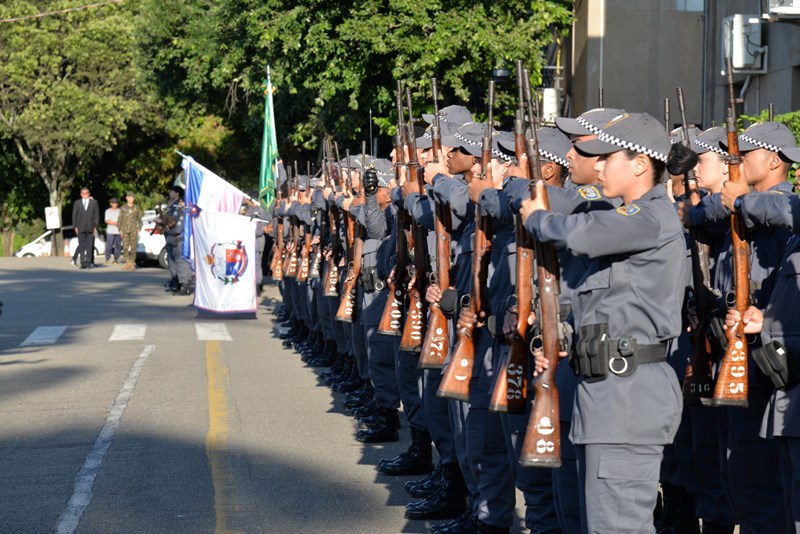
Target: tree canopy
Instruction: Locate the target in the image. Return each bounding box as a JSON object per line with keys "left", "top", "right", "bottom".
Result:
{"left": 0, "top": 0, "right": 574, "bottom": 244}
{"left": 0, "top": 0, "right": 144, "bottom": 212}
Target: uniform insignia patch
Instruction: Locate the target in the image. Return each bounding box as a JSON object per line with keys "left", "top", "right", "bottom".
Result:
{"left": 616, "top": 204, "right": 640, "bottom": 216}
{"left": 578, "top": 185, "right": 601, "bottom": 200}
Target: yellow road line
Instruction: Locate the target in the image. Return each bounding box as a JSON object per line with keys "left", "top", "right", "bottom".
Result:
{"left": 205, "top": 340, "right": 244, "bottom": 534}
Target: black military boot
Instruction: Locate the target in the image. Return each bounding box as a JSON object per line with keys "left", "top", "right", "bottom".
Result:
{"left": 351, "top": 397, "right": 378, "bottom": 418}
{"left": 404, "top": 462, "right": 468, "bottom": 520}
{"left": 324, "top": 354, "right": 351, "bottom": 386}
{"left": 431, "top": 507, "right": 478, "bottom": 534}
{"left": 700, "top": 523, "right": 735, "bottom": 534}
{"left": 356, "top": 408, "right": 400, "bottom": 443}
{"left": 320, "top": 352, "right": 345, "bottom": 379}
{"left": 404, "top": 463, "right": 444, "bottom": 498}
{"left": 333, "top": 365, "right": 363, "bottom": 393}
{"left": 278, "top": 319, "right": 297, "bottom": 340}
{"left": 657, "top": 483, "right": 700, "bottom": 534}
{"left": 342, "top": 383, "right": 373, "bottom": 409}
{"left": 172, "top": 283, "right": 194, "bottom": 296}
{"left": 309, "top": 340, "right": 337, "bottom": 367}
{"left": 476, "top": 520, "right": 509, "bottom": 534}
{"left": 378, "top": 426, "right": 434, "bottom": 476}
{"left": 164, "top": 276, "right": 178, "bottom": 291}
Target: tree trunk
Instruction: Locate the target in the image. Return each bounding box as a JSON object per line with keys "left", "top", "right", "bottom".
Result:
{"left": 2, "top": 229, "right": 14, "bottom": 257}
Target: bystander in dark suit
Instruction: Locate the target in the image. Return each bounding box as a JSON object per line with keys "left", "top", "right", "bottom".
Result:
{"left": 72, "top": 187, "right": 100, "bottom": 269}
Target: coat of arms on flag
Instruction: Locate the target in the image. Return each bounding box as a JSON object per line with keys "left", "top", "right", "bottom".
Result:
{"left": 206, "top": 240, "right": 249, "bottom": 284}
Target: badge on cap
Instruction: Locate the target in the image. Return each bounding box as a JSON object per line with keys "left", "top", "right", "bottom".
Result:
{"left": 578, "top": 185, "right": 601, "bottom": 200}
{"left": 616, "top": 204, "right": 641, "bottom": 216}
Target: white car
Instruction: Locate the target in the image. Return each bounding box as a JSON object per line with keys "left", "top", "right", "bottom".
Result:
{"left": 15, "top": 227, "right": 105, "bottom": 259}
{"left": 137, "top": 214, "right": 168, "bottom": 269}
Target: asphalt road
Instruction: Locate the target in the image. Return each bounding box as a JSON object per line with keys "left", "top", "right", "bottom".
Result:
{"left": 0, "top": 256, "right": 459, "bottom": 534}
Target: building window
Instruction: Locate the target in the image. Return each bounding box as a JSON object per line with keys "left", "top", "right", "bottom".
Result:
{"left": 675, "top": 0, "right": 704, "bottom": 11}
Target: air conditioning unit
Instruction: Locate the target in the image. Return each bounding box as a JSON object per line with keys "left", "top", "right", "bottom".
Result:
{"left": 722, "top": 14, "right": 768, "bottom": 73}
{"left": 765, "top": 0, "right": 800, "bottom": 18}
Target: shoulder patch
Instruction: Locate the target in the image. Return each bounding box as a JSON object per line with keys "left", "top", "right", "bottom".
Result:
{"left": 578, "top": 185, "right": 601, "bottom": 200}
{"left": 616, "top": 204, "right": 641, "bottom": 216}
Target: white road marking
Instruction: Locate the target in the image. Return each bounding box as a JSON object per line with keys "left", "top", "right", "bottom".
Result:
{"left": 109, "top": 324, "right": 147, "bottom": 341}
{"left": 20, "top": 326, "right": 67, "bottom": 346}
{"left": 195, "top": 323, "right": 231, "bottom": 341}
{"left": 53, "top": 345, "right": 155, "bottom": 534}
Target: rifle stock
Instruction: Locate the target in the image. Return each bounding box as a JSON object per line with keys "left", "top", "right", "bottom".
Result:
{"left": 519, "top": 69, "right": 562, "bottom": 468}
{"left": 378, "top": 83, "right": 409, "bottom": 336}
{"left": 676, "top": 86, "right": 714, "bottom": 405}
{"left": 400, "top": 88, "right": 429, "bottom": 352}
{"left": 420, "top": 201, "right": 452, "bottom": 368}
{"left": 712, "top": 59, "right": 749, "bottom": 407}
{"left": 491, "top": 60, "right": 530, "bottom": 413}
{"left": 437, "top": 80, "right": 494, "bottom": 401}
{"left": 296, "top": 225, "right": 311, "bottom": 283}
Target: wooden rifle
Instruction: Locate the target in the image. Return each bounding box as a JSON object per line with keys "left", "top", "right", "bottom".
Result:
{"left": 323, "top": 141, "right": 343, "bottom": 296}
{"left": 676, "top": 86, "right": 714, "bottom": 405}
{"left": 296, "top": 162, "right": 313, "bottom": 283}
{"left": 438, "top": 80, "right": 495, "bottom": 401}
{"left": 490, "top": 61, "right": 530, "bottom": 413}
{"left": 378, "top": 81, "right": 409, "bottom": 336}
{"left": 519, "top": 67, "right": 563, "bottom": 468}
{"left": 712, "top": 58, "right": 749, "bottom": 407}
{"left": 399, "top": 87, "right": 429, "bottom": 352}
{"left": 335, "top": 143, "right": 366, "bottom": 322}
{"left": 420, "top": 76, "right": 452, "bottom": 368}
{"left": 271, "top": 173, "right": 285, "bottom": 280}
{"left": 283, "top": 162, "right": 301, "bottom": 278}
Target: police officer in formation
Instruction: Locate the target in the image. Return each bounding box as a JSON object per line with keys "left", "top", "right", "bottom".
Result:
{"left": 271, "top": 90, "right": 800, "bottom": 533}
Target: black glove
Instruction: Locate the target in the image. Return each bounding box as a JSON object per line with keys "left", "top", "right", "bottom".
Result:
{"left": 363, "top": 169, "right": 379, "bottom": 197}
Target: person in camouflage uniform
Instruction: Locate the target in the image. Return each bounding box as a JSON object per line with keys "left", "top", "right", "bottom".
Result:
{"left": 118, "top": 191, "right": 142, "bottom": 270}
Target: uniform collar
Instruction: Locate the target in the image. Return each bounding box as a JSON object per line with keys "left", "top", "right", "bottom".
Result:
{"left": 636, "top": 183, "right": 667, "bottom": 203}
{"left": 769, "top": 181, "right": 795, "bottom": 194}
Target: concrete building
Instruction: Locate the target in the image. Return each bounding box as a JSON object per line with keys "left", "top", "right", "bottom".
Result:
{"left": 564, "top": 0, "right": 800, "bottom": 127}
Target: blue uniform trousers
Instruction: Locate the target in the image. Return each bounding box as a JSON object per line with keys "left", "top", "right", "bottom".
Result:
{"left": 690, "top": 406, "right": 736, "bottom": 525}
{"left": 316, "top": 285, "right": 332, "bottom": 340}
{"left": 422, "top": 368, "right": 455, "bottom": 462}
{"left": 395, "top": 348, "right": 425, "bottom": 430}
{"left": 777, "top": 437, "right": 800, "bottom": 533}
{"left": 449, "top": 397, "right": 479, "bottom": 502}
{"left": 501, "top": 411, "right": 562, "bottom": 533}
{"left": 467, "top": 376, "right": 515, "bottom": 528}
{"left": 366, "top": 324, "right": 399, "bottom": 409}
{"left": 720, "top": 386, "right": 787, "bottom": 533}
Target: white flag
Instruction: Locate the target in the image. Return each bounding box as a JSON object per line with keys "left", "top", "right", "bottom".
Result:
{"left": 192, "top": 210, "right": 257, "bottom": 313}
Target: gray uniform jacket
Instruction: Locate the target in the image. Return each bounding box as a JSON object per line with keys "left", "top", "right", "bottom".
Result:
{"left": 526, "top": 183, "right": 686, "bottom": 445}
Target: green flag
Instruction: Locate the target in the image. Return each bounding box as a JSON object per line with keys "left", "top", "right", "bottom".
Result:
{"left": 258, "top": 66, "right": 279, "bottom": 211}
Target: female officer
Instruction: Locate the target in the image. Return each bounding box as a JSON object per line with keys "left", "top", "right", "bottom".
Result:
{"left": 520, "top": 112, "right": 694, "bottom": 533}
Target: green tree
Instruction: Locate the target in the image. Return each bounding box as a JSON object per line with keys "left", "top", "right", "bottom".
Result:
{"left": 0, "top": 1, "right": 144, "bottom": 218}
{"left": 135, "top": 0, "right": 573, "bottom": 166}
{"left": 0, "top": 137, "right": 47, "bottom": 255}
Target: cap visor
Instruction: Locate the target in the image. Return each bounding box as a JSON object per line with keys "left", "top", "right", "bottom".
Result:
{"left": 441, "top": 133, "right": 459, "bottom": 148}
{"left": 721, "top": 137, "right": 759, "bottom": 152}
{"left": 416, "top": 136, "right": 433, "bottom": 149}
{"left": 497, "top": 136, "right": 515, "bottom": 152}
{"left": 780, "top": 146, "right": 800, "bottom": 163}
{"left": 421, "top": 113, "right": 435, "bottom": 125}
{"left": 555, "top": 116, "right": 592, "bottom": 136}
{"left": 573, "top": 138, "right": 622, "bottom": 157}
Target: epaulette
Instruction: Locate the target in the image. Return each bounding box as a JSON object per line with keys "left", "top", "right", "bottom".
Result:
{"left": 616, "top": 204, "right": 641, "bottom": 216}
{"left": 578, "top": 185, "right": 602, "bottom": 200}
